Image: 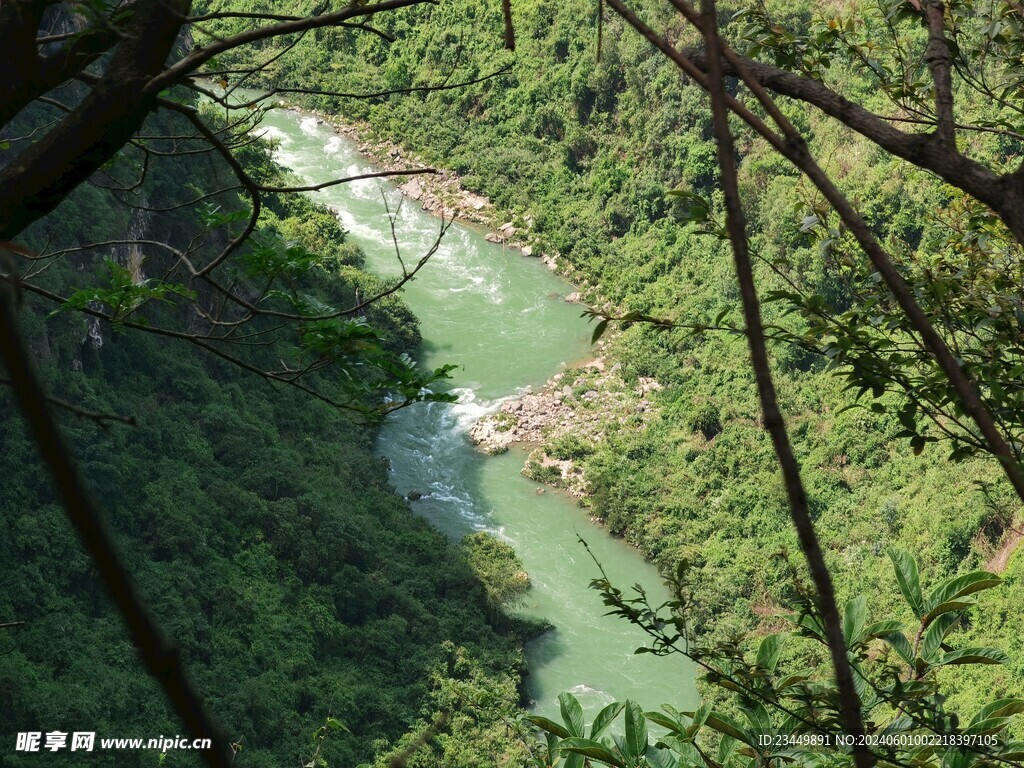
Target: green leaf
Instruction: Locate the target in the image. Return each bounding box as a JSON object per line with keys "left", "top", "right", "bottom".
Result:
{"left": 755, "top": 633, "right": 787, "bottom": 673}
{"left": 968, "top": 698, "right": 1024, "bottom": 728}
{"left": 863, "top": 619, "right": 904, "bottom": 638}
{"left": 941, "top": 748, "right": 973, "bottom": 768}
{"left": 559, "top": 692, "right": 585, "bottom": 737}
{"left": 716, "top": 735, "right": 738, "bottom": 764}
{"left": 623, "top": 700, "right": 648, "bottom": 759}
{"left": 879, "top": 630, "right": 914, "bottom": 665}
{"left": 644, "top": 711, "right": 683, "bottom": 735}
{"left": 965, "top": 717, "right": 1014, "bottom": 736}
{"left": 644, "top": 747, "right": 679, "bottom": 768}
{"left": 938, "top": 646, "right": 1008, "bottom": 666}
{"left": 889, "top": 548, "right": 924, "bottom": 617}
{"left": 741, "top": 702, "right": 772, "bottom": 740}
{"left": 843, "top": 595, "right": 868, "bottom": 645}
{"left": 925, "top": 571, "right": 1001, "bottom": 615}
{"left": 325, "top": 717, "right": 349, "bottom": 733}
{"left": 922, "top": 599, "right": 976, "bottom": 627}
{"left": 591, "top": 318, "right": 610, "bottom": 345}
{"left": 590, "top": 702, "right": 624, "bottom": 739}
{"left": 559, "top": 738, "right": 626, "bottom": 767}
{"left": 524, "top": 715, "right": 571, "bottom": 739}
{"left": 922, "top": 612, "right": 961, "bottom": 661}
{"left": 683, "top": 703, "right": 711, "bottom": 739}
{"left": 703, "top": 711, "right": 755, "bottom": 747}
{"left": 799, "top": 214, "right": 820, "bottom": 232}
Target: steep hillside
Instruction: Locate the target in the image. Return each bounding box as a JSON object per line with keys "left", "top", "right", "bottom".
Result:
{"left": 0, "top": 99, "right": 529, "bottom": 766}
{"left": 193, "top": 0, "right": 1024, "bottom": 716}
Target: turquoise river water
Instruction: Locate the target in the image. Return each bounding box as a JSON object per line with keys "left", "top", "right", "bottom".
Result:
{"left": 258, "top": 107, "right": 696, "bottom": 718}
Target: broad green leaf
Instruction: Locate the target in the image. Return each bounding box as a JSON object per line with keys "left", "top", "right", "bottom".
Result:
{"left": 559, "top": 737, "right": 626, "bottom": 767}
{"left": 716, "top": 734, "right": 738, "bottom": 764}
{"left": 925, "top": 571, "right": 1001, "bottom": 614}
{"left": 325, "top": 717, "right": 349, "bottom": 733}
{"left": 794, "top": 611, "right": 827, "bottom": 641}
{"left": 880, "top": 715, "right": 914, "bottom": 735}
{"left": 994, "top": 741, "right": 1024, "bottom": 760}
{"left": 879, "top": 630, "right": 914, "bottom": 665}
{"left": 965, "top": 716, "right": 1013, "bottom": 735}
{"left": 968, "top": 698, "right": 1024, "bottom": 727}
{"left": 756, "top": 633, "right": 787, "bottom": 673}
{"left": 524, "top": 715, "right": 570, "bottom": 739}
{"left": 559, "top": 692, "right": 585, "bottom": 737}
{"left": 704, "top": 711, "right": 755, "bottom": 747}
{"left": 923, "top": 599, "right": 977, "bottom": 627}
{"left": 741, "top": 702, "right": 772, "bottom": 739}
{"left": 843, "top": 595, "right": 868, "bottom": 645}
{"left": 644, "top": 711, "right": 684, "bottom": 735}
{"left": 941, "top": 748, "right": 973, "bottom": 768}
{"left": 684, "top": 703, "right": 711, "bottom": 739}
{"left": 938, "top": 646, "right": 1008, "bottom": 666}
{"left": 644, "top": 746, "right": 679, "bottom": 768}
{"left": 590, "top": 702, "right": 624, "bottom": 739}
{"left": 864, "top": 619, "right": 904, "bottom": 638}
{"left": 890, "top": 548, "right": 924, "bottom": 618}
{"left": 623, "top": 700, "right": 648, "bottom": 759}
{"left": 922, "top": 613, "right": 961, "bottom": 661}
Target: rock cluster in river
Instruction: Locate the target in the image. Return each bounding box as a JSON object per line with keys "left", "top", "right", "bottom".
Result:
{"left": 468, "top": 358, "right": 662, "bottom": 497}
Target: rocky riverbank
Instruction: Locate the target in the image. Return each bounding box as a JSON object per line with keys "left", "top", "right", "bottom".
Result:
{"left": 294, "top": 109, "right": 562, "bottom": 271}
{"left": 468, "top": 354, "right": 662, "bottom": 497}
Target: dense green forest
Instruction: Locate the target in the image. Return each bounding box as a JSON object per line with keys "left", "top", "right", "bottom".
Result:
{"left": 0, "top": 95, "right": 534, "bottom": 766}
{"left": 195, "top": 0, "right": 1024, "bottom": 726}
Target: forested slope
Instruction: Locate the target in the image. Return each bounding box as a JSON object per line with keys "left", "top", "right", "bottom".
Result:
{"left": 0, "top": 99, "right": 529, "bottom": 766}
{"left": 195, "top": 0, "right": 1024, "bottom": 715}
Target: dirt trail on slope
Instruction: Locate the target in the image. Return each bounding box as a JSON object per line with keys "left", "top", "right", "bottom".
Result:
{"left": 986, "top": 527, "right": 1024, "bottom": 572}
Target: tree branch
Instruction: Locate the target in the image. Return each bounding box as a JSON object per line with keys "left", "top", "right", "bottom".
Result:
{"left": 679, "top": 47, "right": 1024, "bottom": 241}
{"left": 0, "top": 284, "right": 231, "bottom": 768}
{"left": 0, "top": 0, "right": 194, "bottom": 240}
{"left": 148, "top": 0, "right": 435, "bottom": 97}
{"left": 922, "top": 0, "right": 957, "bottom": 149}
{"left": 697, "top": 0, "right": 871, "bottom": 762}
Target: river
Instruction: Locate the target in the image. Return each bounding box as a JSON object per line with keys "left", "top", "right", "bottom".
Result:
{"left": 257, "top": 108, "right": 696, "bottom": 718}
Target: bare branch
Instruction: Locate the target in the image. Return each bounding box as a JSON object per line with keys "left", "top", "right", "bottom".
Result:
{"left": 148, "top": 0, "right": 437, "bottom": 97}
{"left": 609, "top": 0, "right": 1024, "bottom": 505}
{"left": 678, "top": 47, "right": 1024, "bottom": 240}
{"left": 697, "top": 0, "right": 870, "bottom": 761}
{"left": 502, "top": 0, "right": 515, "bottom": 50}
{"left": 188, "top": 65, "right": 513, "bottom": 110}
{"left": 258, "top": 167, "right": 438, "bottom": 195}
{"left": 922, "top": 0, "right": 957, "bottom": 148}
{"left": 0, "top": 376, "right": 136, "bottom": 425}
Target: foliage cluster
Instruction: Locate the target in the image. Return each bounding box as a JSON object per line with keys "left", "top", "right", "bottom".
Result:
{"left": 528, "top": 551, "right": 1024, "bottom": 767}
